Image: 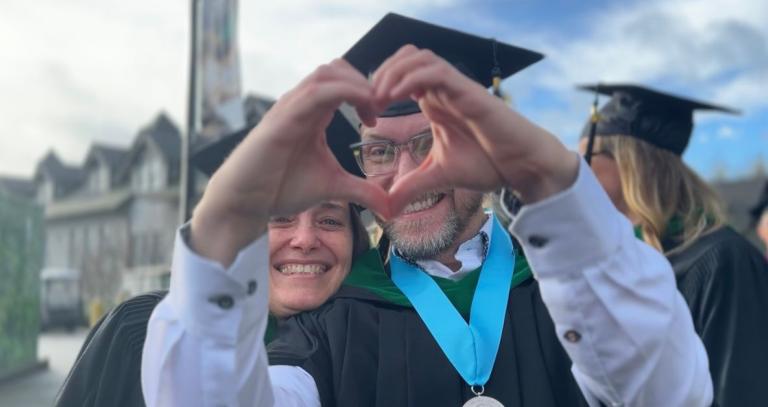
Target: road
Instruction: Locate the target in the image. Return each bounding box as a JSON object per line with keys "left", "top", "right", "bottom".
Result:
{"left": 0, "top": 327, "right": 88, "bottom": 407}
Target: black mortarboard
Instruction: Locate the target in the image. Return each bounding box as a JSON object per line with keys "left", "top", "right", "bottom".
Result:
{"left": 578, "top": 83, "right": 739, "bottom": 161}
{"left": 191, "top": 110, "right": 362, "bottom": 177}
{"left": 343, "top": 13, "right": 544, "bottom": 117}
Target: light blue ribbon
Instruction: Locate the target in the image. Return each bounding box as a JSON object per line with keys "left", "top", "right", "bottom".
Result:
{"left": 390, "top": 216, "right": 515, "bottom": 386}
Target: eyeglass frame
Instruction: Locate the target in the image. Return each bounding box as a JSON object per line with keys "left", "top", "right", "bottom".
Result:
{"left": 349, "top": 131, "right": 433, "bottom": 176}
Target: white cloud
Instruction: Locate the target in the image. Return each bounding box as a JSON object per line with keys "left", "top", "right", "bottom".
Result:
{"left": 717, "top": 125, "right": 737, "bottom": 139}
{"left": 492, "top": 0, "right": 768, "bottom": 147}
{"left": 0, "top": 0, "right": 459, "bottom": 176}
{"left": 1, "top": 0, "right": 764, "bottom": 178}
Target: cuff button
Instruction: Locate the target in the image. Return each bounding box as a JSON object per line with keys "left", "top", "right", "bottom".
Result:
{"left": 527, "top": 235, "right": 548, "bottom": 248}
{"left": 209, "top": 294, "right": 235, "bottom": 310}
{"left": 247, "top": 280, "right": 258, "bottom": 295}
{"left": 564, "top": 330, "right": 581, "bottom": 343}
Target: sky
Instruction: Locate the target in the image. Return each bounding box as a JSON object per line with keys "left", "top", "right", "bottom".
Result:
{"left": 1, "top": 0, "right": 766, "bottom": 180}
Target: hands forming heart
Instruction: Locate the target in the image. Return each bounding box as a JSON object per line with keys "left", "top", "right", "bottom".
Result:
{"left": 191, "top": 45, "right": 578, "bottom": 264}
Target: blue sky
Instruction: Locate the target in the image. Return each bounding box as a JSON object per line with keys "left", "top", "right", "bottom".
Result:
{"left": 412, "top": 0, "right": 768, "bottom": 179}
{"left": 1, "top": 0, "right": 765, "bottom": 180}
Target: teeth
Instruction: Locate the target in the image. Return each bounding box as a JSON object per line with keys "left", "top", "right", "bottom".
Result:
{"left": 278, "top": 264, "right": 327, "bottom": 275}
{"left": 403, "top": 192, "right": 441, "bottom": 214}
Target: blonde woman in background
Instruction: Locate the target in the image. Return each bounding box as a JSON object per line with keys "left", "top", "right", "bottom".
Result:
{"left": 578, "top": 84, "right": 768, "bottom": 407}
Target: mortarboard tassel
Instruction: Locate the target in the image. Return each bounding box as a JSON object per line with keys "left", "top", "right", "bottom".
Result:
{"left": 584, "top": 85, "right": 601, "bottom": 165}
{"left": 491, "top": 40, "right": 508, "bottom": 102}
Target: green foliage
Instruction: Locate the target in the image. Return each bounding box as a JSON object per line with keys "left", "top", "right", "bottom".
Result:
{"left": 0, "top": 190, "right": 43, "bottom": 375}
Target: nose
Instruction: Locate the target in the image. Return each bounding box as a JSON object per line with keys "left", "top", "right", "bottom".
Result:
{"left": 392, "top": 147, "right": 421, "bottom": 183}
{"left": 290, "top": 221, "right": 320, "bottom": 254}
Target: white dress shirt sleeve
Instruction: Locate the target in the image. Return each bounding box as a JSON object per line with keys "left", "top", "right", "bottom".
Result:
{"left": 509, "top": 155, "right": 713, "bottom": 407}
{"left": 140, "top": 226, "right": 320, "bottom": 407}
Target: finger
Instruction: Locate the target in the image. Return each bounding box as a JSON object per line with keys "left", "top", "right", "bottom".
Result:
{"left": 293, "top": 80, "right": 376, "bottom": 126}
{"left": 388, "top": 63, "right": 472, "bottom": 105}
{"left": 374, "top": 49, "right": 437, "bottom": 104}
{"left": 324, "top": 59, "right": 382, "bottom": 125}
{"left": 332, "top": 174, "right": 392, "bottom": 220}
{"left": 325, "top": 58, "right": 373, "bottom": 90}
{"left": 387, "top": 159, "right": 449, "bottom": 217}
{"left": 371, "top": 44, "right": 420, "bottom": 90}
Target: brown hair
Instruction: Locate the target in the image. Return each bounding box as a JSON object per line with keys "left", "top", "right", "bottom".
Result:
{"left": 595, "top": 135, "right": 726, "bottom": 254}
{"left": 349, "top": 205, "right": 371, "bottom": 258}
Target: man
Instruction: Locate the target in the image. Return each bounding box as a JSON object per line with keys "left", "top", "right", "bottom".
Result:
{"left": 142, "top": 14, "right": 711, "bottom": 406}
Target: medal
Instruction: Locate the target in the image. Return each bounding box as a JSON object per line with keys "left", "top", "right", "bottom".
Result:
{"left": 391, "top": 216, "right": 514, "bottom": 407}
{"left": 463, "top": 396, "right": 505, "bottom": 407}
{"left": 462, "top": 385, "right": 504, "bottom": 407}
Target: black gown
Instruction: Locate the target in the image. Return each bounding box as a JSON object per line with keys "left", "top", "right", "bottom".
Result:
{"left": 268, "top": 277, "right": 589, "bottom": 407}
{"left": 54, "top": 291, "right": 166, "bottom": 407}
{"left": 669, "top": 226, "right": 768, "bottom": 406}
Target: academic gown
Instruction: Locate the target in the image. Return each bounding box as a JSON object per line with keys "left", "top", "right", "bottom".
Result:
{"left": 54, "top": 290, "right": 285, "bottom": 407}
{"left": 268, "top": 248, "right": 590, "bottom": 407}
{"left": 54, "top": 291, "right": 167, "bottom": 407}
{"left": 668, "top": 226, "right": 768, "bottom": 406}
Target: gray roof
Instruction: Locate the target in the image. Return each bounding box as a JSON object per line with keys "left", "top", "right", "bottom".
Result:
{"left": 0, "top": 176, "right": 36, "bottom": 199}
{"left": 89, "top": 143, "right": 130, "bottom": 171}
{"left": 144, "top": 113, "right": 181, "bottom": 163}
{"left": 115, "top": 113, "right": 182, "bottom": 184}
{"left": 35, "top": 151, "right": 86, "bottom": 197}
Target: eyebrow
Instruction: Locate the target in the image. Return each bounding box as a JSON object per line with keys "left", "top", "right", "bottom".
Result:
{"left": 361, "top": 127, "right": 432, "bottom": 141}
{"left": 319, "top": 202, "right": 347, "bottom": 211}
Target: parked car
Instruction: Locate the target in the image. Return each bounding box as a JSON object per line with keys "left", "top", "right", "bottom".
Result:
{"left": 40, "top": 268, "right": 84, "bottom": 330}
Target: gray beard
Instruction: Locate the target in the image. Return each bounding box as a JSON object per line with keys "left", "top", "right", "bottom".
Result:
{"left": 380, "top": 194, "right": 483, "bottom": 261}
{"left": 382, "top": 213, "right": 460, "bottom": 260}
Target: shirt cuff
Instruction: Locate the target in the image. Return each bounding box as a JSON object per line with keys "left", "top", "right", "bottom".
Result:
{"left": 168, "top": 223, "right": 270, "bottom": 344}
{"left": 509, "top": 155, "right": 628, "bottom": 275}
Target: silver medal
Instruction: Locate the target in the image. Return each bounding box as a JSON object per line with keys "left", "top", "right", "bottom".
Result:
{"left": 462, "top": 395, "right": 504, "bottom": 407}
{"left": 462, "top": 385, "right": 504, "bottom": 407}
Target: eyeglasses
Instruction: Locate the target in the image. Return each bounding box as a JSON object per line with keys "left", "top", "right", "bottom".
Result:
{"left": 350, "top": 132, "right": 433, "bottom": 176}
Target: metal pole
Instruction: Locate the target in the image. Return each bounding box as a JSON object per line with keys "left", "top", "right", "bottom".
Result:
{"left": 180, "top": 0, "right": 201, "bottom": 225}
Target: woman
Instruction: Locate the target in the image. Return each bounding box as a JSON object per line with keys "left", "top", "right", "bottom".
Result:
{"left": 578, "top": 83, "right": 768, "bottom": 406}
{"left": 265, "top": 201, "right": 369, "bottom": 340}
{"left": 55, "top": 113, "right": 370, "bottom": 407}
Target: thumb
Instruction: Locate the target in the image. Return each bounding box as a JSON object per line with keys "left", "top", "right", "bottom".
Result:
{"left": 387, "top": 158, "right": 447, "bottom": 217}
{"left": 333, "top": 174, "right": 392, "bottom": 220}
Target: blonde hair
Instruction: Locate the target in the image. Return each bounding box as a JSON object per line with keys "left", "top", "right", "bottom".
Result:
{"left": 595, "top": 135, "right": 726, "bottom": 254}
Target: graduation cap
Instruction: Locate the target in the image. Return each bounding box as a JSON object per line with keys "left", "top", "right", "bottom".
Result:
{"left": 578, "top": 83, "right": 739, "bottom": 162}
{"left": 191, "top": 110, "right": 362, "bottom": 177}
{"left": 343, "top": 13, "right": 544, "bottom": 117}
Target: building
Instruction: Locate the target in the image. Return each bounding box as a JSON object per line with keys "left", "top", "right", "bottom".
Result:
{"left": 6, "top": 94, "right": 276, "bottom": 307}
{"left": 38, "top": 113, "right": 181, "bottom": 304}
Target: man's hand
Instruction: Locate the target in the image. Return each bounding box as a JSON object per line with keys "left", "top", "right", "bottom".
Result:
{"left": 371, "top": 45, "right": 580, "bottom": 215}
{"left": 191, "top": 59, "right": 390, "bottom": 266}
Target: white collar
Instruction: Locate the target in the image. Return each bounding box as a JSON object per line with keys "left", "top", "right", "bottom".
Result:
{"left": 410, "top": 214, "right": 494, "bottom": 281}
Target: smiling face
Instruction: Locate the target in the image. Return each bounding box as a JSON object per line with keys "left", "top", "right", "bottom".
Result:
{"left": 362, "top": 113, "right": 485, "bottom": 260}
{"left": 268, "top": 201, "right": 354, "bottom": 317}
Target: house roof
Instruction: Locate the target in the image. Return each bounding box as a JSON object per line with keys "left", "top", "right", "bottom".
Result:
{"left": 115, "top": 113, "right": 182, "bottom": 183}
{"left": 87, "top": 143, "right": 130, "bottom": 171}
{"left": 0, "top": 176, "right": 36, "bottom": 199}
{"left": 34, "top": 151, "right": 86, "bottom": 196}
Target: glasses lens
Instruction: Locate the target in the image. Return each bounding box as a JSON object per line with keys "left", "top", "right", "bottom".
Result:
{"left": 408, "top": 133, "right": 433, "bottom": 163}
{"left": 359, "top": 142, "right": 396, "bottom": 175}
